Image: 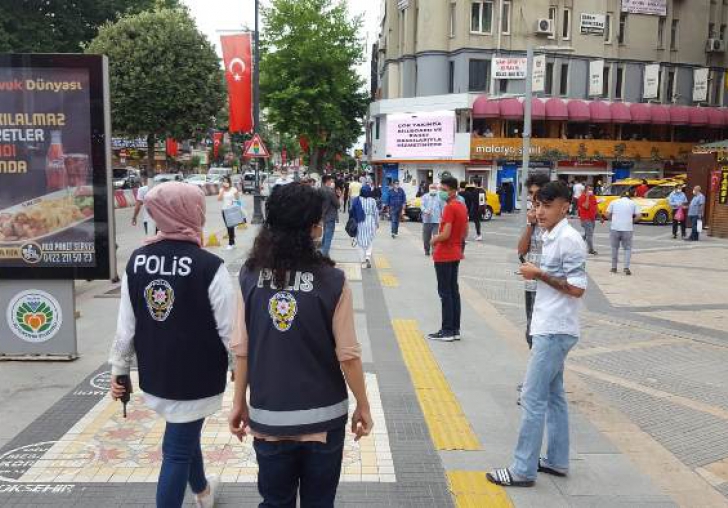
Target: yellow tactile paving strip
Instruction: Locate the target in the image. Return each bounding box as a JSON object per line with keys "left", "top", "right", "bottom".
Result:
{"left": 17, "top": 373, "right": 394, "bottom": 483}
{"left": 379, "top": 273, "right": 400, "bottom": 287}
{"left": 374, "top": 255, "right": 391, "bottom": 270}
{"left": 392, "top": 319, "right": 480, "bottom": 451}
{"left": 447, "top": 471, "right": 514, "bottom": 508}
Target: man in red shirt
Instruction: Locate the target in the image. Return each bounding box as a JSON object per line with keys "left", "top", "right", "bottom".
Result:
{"left": 634, "top": 179, "right": 650, "bottom": 198}
{"left": 429, "top": 176, "right": 469, "bottom": 342}
{"left": 577, "top": 184, "right": 601, "bottom": 255}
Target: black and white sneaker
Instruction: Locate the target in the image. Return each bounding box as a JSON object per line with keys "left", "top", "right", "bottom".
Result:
{"left": 427, "top": 331, "right": 456, "bottom": 342}
{"left": 453, "top": 330, "right": 461, "bottom": 341}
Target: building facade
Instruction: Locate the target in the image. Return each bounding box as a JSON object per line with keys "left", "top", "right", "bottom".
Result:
{"left": 368, "top": 0, "right": 728, "bottom": 203}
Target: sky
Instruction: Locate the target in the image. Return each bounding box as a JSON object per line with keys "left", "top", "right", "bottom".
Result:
{"left": 182, "top": 0, "right": 381, "bottom": 113}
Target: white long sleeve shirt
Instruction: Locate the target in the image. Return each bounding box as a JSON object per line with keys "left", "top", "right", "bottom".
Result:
{"left": 109, "top": 264, "right": 235, "bottom": 423}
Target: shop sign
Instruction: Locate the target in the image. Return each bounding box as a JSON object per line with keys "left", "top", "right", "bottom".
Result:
{"left": 720, "top": 168, "right": 728, "bottom": 205}
{"left": 580, "top": 13, "right": 606, "bottom": 35}
{"left": 386, "top": 112, "right": 455, "bottom": 159}
{"left": 471, "top": 138, "right": 694, "bottom": 161}
{"left": 0, "top": 54, "right": 112, "bottom": 280}
{"left": 557, "top": 160, "right": 608, "bottom": 168}
{"left": 492, "top": 58, "right": 527, "bottom": 80}
{"left": 693, "top": 68, "right": 709, "bottom": 103}
{"left": 643, "top": 64, "right": 660, "bottom": 100}
{"left": 532, "top": 55, "right": 546, "bottom": 93}
{"left": 589, "top": 60, "right": 604, "bottom": 97}
{"left": 112, "top": 137, "right": 147, "bottom": 149}
{"left": 621, "top": 0, "right": 666, "bottom": 16}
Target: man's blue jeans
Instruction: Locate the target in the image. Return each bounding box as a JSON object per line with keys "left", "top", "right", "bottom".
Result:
{"left": 254, "top": 426, "right": 345, "bottom": 508}
{"left": 157, "top": 419, "right": 207, "bottom": 507}
{"left": 321, "top": 219, "right": 336, "bottom": 257}
{"left": 390, "top": 208, "right": 402, "bottom": 235}
{"left": 511, "top": 334, "right": 579, "bottom": 481}
{"left": 689, "top": 215, "right": 700, "bottom": 240}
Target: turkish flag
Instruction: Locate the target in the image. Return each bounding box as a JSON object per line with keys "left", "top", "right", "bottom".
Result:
{"left": 221, "top": 34, "right": 253, "bottom": 133}
{"left": 166, "top": 138, "right": 178, "bottom": 157}
{"left": 299, "top": 136, "right": 309, "bottom": 153}
{"left": 213, "top": 132, "right": 223, "bottom": 158}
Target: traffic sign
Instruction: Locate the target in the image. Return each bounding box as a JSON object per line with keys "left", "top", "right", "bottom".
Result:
{"left": 243, "top": 133, "right": 270, "bottom": 158}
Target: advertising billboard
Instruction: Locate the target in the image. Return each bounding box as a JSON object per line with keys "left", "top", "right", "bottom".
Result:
{"left": 621, "top": 0, "right": 667, "bottom": 16}
{"left": 492, "top": 58, "right": 527, "bottom": 80}
{"left": 0, "top": 54, "right": 112, "bottom": 280}
{"left": 386, "top": 112, "right": 455, "bottom": 159}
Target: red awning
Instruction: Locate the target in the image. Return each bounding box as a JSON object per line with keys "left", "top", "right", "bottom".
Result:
{"left": 669, "top": 106, "right": 691, "bottom": 126}
{"left": 472, "top": 96, "right": 500, "bottom": 118}
{"left": 545, "top": 98, "right": 568, "bottom": 120}
{"left": 723, "top": 109, "right": 728, "bottom": 126}
{"left": 650, "top": 105, "right": 670, "bottom": 125}
{"left": 567, "top": 100, "right": 590, "bottom": 122}
{"left": 531, "top": 98, "right": 546, "bottom": 120}
{"left": 610, "top": 102, "right": 631, "bottom": 124}
{"left": 588, "top": 101, "right": 611, "bottom": 123}
{"left": 689, "top": 107, "right": 708, "bottom": 126}
{"left": 630, "top": 103, "right": 652, "bottom": 124}
{"left": 500, "top": 98, "right": 524, "bottom": 120}
{"left": 707, "top": 108, "right": 724, "bottom": 127}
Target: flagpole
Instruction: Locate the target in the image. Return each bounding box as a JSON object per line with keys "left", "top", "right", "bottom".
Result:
{"left": 251, "top": 0, "right": 264, "bottom": 224}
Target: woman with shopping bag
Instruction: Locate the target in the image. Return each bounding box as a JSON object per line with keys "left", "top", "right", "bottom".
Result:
{"left": 218, "top": 176, "right": 241, "bottom": 250}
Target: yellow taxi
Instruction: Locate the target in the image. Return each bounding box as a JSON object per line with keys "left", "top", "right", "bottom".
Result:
{"left": 632, "top": 184, "right": 678, "bottom": 225}
{"left": 596, "top": 178, "right": 675, "bottom": 216}
{"left": 405, "top": 188, "right": 501, "bottom": 222}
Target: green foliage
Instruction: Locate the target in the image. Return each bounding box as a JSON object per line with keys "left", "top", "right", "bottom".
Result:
{"left": 0, "top": 0, "right": 180, "bottom": 53}
{"left": 86, "top": 7, "right": 225, "bottom": 143}
{"left": 260, "top": 0, "right": 368, "bottom": 169}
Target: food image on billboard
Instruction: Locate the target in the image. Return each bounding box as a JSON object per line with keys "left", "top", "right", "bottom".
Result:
{"left": 0, "top": 55, "right": 110, "bottom": 280}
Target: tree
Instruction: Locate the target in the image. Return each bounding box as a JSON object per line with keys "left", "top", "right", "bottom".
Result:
{"left": 0, "top": 0, "right": 179, "bottom": 53}
{"left": 260, "top": 0, "right": 368, "bottom": 171}
{"left": 86, "top": 7, "right": 225, "bottom": 172}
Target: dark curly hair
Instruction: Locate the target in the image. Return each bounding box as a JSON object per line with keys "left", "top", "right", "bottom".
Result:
{"left": 245, "top": 182, "right": 334, "bottom": 287}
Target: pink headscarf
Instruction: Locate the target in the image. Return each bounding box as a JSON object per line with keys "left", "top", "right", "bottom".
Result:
{"left": 144, "top": 182, "right": 206, "bottom": 246}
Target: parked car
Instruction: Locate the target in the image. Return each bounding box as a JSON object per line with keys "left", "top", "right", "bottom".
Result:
{"left": 185, "top": 174, "right": 208, "bottom": 186}
{"left": 632, "top": 184, "right": 675, "bottom": 225}
{"left": 596, "top": 178, "right": 676, "bottom": 216}
{"left": 242, "top": 172, "right": 269, "bottom": 193}
{"left": 153, "top": 173, "right": 184, "bottom": 184}
{"left": 405, "top": 188, "right": 501, "bottom": 222}
{"left": 112, "top": 168, "right": 141, "bottom": 190}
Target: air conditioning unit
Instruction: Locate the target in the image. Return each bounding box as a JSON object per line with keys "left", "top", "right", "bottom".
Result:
{"left": 535, "top": 18, "right": 553, "bottom": 35}
{"left": 706, "top": 38, "right": 726, "bottom": 52}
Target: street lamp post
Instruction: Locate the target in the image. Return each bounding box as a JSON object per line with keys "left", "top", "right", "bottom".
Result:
{"left": 251, "top": 0, "right": 264, "bottom": 224}
{"left": 520, "top": 45, "right": 533, "bottom": 216}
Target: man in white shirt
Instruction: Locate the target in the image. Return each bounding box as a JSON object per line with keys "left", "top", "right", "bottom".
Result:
{"left": 488, "top": 181, "right": 587, "bottom": 488}
{"left": 273, "top": 167, "right": 294, "bottom": 187}
{"left": 606, "top": 191, "right": 640, "bottom": 276}
{"left": 132, "top": 175, "right": 156, "bottom": 236}
{"left": 571, "top": 180, "right": 585, "bottom": 217}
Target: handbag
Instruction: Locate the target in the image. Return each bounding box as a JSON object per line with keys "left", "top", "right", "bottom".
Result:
{"left": 222, "top": 205, "right": 245, "bottom": 228}
{"left": 697, "top": 219, "right": 703, "bottom": 233}
{"left": 345, "top": 216, "right": 358, "bottom": 238}
{"left": 674, "top": 207, "right": 684, "bottom": 222}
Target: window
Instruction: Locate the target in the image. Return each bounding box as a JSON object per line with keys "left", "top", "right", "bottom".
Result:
{"left": 667, "top": 69, "right": 676, "bottom": 102}
{"left": 721, "top": 24, "right": 727, "bottom": 40}
{"left": 562, "top": 8, "right": 572, "bottom": 40}
{"left": 559, "top": 63, "right": 569, "bottom": 95}
{"left": 605, "top": 12, "right": 613, "bottom": 43}
{"left": 501, "top": 1, "right": 512, "bottom": 35}
{"left": 375, "top": 117, "right": 380, "bottom": 139}
{"left": 545, "top": 62, "right": 554, "bottom": 94}
{"left": 449, "top": 3, "right": 456, "bottom": 37}
{"left": 658, "top": 17, "right": 666, "bottom": 48}
{"left": 709, "top": 22, "right": 716, "bottom": 39}
{"left": 618, "top": 13, "right": 627, "bottom": 44}
{"left": 468, "top": 59, "right": 490, "bottom": 91}
{"left": 603, "top": 65, "right": 610, "bottom": 97}
{"left": 448, "top": 61, "right": 455, "bottom": 93}
{"left": 499, "top": 78, "right": 508, "bottom": 93}
{"left": 615, "top": 66, "right": 624, "bottom": 99}
{"left": 548, "top": 6, "right": 558, "bottom": 39}
{"left": 656, "top": 67, "right": 663, "bottom": 101}
{"left": 471, "top": 1, "right": 494, "bottom": 34}
{"left": 670, "top": 19, "right": 679, "bottom": 50}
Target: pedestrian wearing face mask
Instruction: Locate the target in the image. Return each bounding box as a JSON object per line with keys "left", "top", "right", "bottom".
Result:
{"left": 577, "top": 185, "right": 601, "bottom": 255}
{"left": 218, "top": 176, "right": 240, "bottom": 250}
{"left": 320, "top": 175, "right": 340, "bottom": 257}
{"left": 421, "top": 183, "right": 444, "bottom": 256}
{"left": 386, "top": 180, "right": 407, "bottom": 238}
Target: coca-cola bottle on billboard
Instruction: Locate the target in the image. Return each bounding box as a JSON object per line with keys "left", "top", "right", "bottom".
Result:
{"left": 46, "top": 130, "right": 68, "bottom": 192}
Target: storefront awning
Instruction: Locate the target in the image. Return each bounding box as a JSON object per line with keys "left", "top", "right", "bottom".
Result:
{"left": 545, "top": 98, "right": 568, "bottom": 120}
{"left": 707, "top": 108, "right": 724, "bottom": 127}
{"left": 630, "top": 103, "right": 652, "bottom": 124}
{"left": 588, "top": 101, "right": 611, "bottom": 123}
{"left": 567, "top": 100, "right": 590, "bottom": 122}
{"left": 472, "top": 96, "right": 500, "bottom": 118}
{"left": 651, "top": 105, "right": 671, "bottom": 125}
{"left": 689, "top": 107, "right": 709, "bottom": 126}
{"left": 531, "top": 98, "right": 546, "bottom": 120}
{"left": 500, "top": 98, "right": 524, "bottom": 120}
{"left": 670, "top": 106, "right": 691, "bottom": 126}
{"left": 610, "top": 102, "right": 631, "bottom": 124}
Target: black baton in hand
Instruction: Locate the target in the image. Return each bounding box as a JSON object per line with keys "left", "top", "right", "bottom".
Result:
{"left": 117, "top": 374, "right": 132, "bottom": 418}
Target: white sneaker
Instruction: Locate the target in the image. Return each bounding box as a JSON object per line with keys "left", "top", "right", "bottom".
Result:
{"left": 195, "top": 475, "right": 219, "bottom": 508}
{"left": 476, "top": 235, "right": 482, "bottom": 241}
{"left": 224, "top": 245, "right": 234, "bottom": 251}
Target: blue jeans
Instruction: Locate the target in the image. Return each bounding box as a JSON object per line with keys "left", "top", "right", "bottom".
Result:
{"left": 390, "top": 208, "right": 402, "bottom": 235}
{"left": 157, "top": 419, "right": 207, "bottom": 507}
{"left": 689, "top": 215, "right": 700, "bottom": 240}
{"left": 511, "top": 334, "right": 579, "bottom": 481}
{"left": 321, "top": 219, "right": 336, "bottom": 257}
{"left": 254, "top": 426, "right": 345, "bottom": 508}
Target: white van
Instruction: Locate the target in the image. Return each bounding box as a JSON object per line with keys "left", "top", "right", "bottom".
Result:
{"left": 208, "top": 167, "right": 233, "bottom": 178}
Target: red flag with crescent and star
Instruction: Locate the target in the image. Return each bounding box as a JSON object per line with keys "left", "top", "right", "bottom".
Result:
{"left": 213, "top": 132, "right": 223, "bottom": 158}
{"left": 221, "top": 34, "right": 253, "bottom": 133}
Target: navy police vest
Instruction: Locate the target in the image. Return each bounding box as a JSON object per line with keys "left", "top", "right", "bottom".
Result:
{"left": 126, "top": 240, "right": 227, "bottom": 401}
{"left": 239, "top": 265, "right": 348, "bottom": 436}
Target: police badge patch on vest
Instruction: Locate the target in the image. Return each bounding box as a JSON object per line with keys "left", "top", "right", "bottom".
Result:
{"left": 144, "top": 279, "right": 175, "bottom": 322}
{"left": 268, "top": 291, "right": 298, "bottom": 331}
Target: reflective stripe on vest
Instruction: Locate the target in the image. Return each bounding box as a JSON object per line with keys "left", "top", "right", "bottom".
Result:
{"left": 249, "top": 399, "right": 348, "bottom": 427}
